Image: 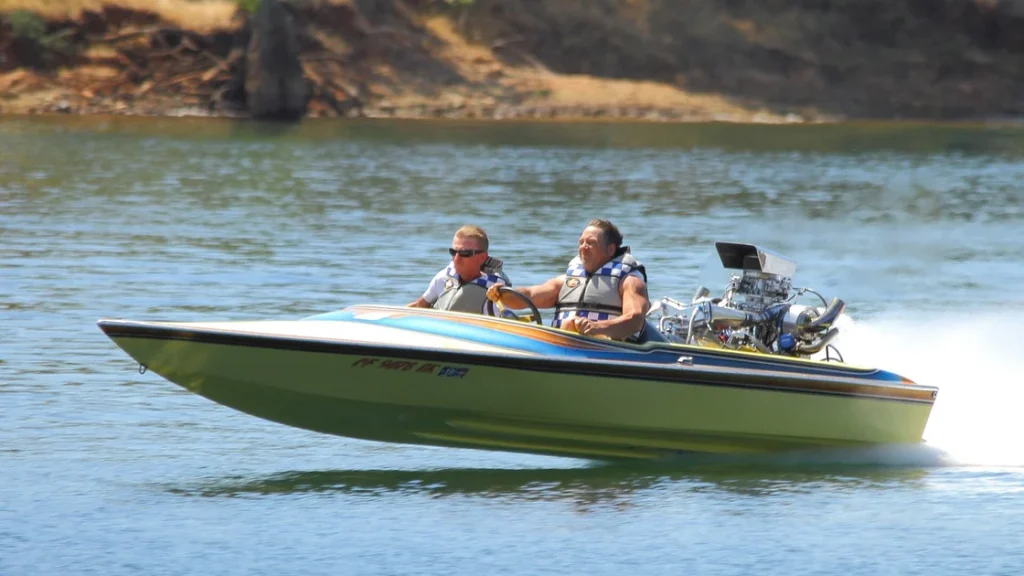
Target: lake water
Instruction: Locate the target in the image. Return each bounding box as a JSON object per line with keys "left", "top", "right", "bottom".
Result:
{"left": 2, "top": 116, "right": 1024, "bottom": 575}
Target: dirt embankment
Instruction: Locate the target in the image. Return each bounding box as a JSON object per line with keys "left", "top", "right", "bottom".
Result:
{"left": 1, "top": 0, "right": 1022, "bottom": 122}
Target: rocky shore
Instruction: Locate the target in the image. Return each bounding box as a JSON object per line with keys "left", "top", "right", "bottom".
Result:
{"left": 1, "top": 0, "right": 1022, "bottom": 123}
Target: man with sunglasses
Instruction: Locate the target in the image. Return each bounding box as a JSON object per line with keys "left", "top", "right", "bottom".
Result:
{"left": 408, "top": 224, "right": 511, "bottom": 314}
{"left": 486, "top": 219, "right": 652, "bottom": 342}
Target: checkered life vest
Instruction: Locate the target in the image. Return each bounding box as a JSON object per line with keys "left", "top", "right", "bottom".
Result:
{"left": 433, "top": 257, "right": 510, "bottom": 314}
{"left": 552, "top": 248, "right": 646, "bottom": 329}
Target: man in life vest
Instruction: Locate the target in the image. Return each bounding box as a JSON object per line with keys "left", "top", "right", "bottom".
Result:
{"left": 487, "top": 219, "right": 651, "bottom": 341}
{"left": 408, "top": 224, "right": 511, "bottom": 314}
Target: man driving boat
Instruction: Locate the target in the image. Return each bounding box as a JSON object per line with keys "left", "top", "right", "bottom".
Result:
{"left": 487, "top": 219, "right": 651, "bottom": 341}
{"left": 408, "top": 224, "right": 511, "bottom": 314}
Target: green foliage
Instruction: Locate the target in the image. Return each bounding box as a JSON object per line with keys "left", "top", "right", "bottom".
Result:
{"left": 5, "top": 10, "right": 47, "bottom": 40}
{"left": 444, "top": 0, "right": 475, "bottom": 6}
{"left": 2, "top": 9, "right": 74, "bottom": 56}
{"left": 237, "top": 0, "right": 262, "bottom": 14}
{"left": 38, "top": 27, "right": 76, "bottom": 53}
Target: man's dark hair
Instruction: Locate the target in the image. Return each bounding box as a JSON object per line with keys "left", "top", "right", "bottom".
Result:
{"left": 587, "top": 219, "right": 623, "bottom": 249}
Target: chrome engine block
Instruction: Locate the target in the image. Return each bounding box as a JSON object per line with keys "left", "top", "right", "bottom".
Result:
{"left": 650, "top": 242, "right": 846, "bottom": 359}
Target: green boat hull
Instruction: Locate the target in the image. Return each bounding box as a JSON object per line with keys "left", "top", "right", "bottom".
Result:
{"left": 103, "top": 323, "right": 935, "bottom": 460}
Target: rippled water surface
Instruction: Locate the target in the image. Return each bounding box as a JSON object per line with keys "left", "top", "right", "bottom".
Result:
{"left": 2, "top": 116, "right": 1024, "bottom": 575}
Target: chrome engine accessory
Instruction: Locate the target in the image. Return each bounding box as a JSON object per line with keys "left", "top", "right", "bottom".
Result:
{"left": 649, "top": 242, "right": 846, "bottom": 360}
{"left": 716, "top": 241, "right": 795, "bottom": 313}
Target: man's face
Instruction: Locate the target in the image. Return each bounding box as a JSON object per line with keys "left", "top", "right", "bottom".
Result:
{"left": 450, "top": 234, "right": 488, "bottom": 281}
{"left": 578, "top": 226, "right": 616, "bottom": 273}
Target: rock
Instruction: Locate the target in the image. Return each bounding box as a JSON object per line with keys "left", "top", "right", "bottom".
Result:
{"left": 244, "top": 0, "right": 307, "bottom": 121}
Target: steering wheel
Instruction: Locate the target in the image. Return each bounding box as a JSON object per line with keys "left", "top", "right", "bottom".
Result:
{"left": 484, "top": 286, "right": 544, "bottom": 326}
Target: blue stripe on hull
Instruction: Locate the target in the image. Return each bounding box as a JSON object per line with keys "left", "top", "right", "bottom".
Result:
{"left": 307, "top": 309, "right": 906, "bottom": 384}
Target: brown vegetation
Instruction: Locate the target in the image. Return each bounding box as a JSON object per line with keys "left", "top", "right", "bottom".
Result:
{"left": 1, "top": 0, "right": 1021, "bottom": 121}
{"left": 462, "top": 0, "right": 1024, "bottom": 119}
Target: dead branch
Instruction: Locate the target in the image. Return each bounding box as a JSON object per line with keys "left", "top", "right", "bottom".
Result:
{"left": 91, "top": 27, "right": 171, "bottom": 43}
{"left": 200, "top": 51, "right": 242, "bottom": 83}
{"left": 165, "top": 68, "right": 214, "bottom": 86}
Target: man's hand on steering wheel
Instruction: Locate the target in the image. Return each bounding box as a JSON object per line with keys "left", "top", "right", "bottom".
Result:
{"left": 486, "top": 284, "right": 506, "bottom": 305}
{"left": 484, "top": 286, "right": 543, "bottom": 326}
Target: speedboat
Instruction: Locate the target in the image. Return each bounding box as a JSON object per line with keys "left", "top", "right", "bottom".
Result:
{"left": 97, "top": 243, "right": 937, "bottom": 461}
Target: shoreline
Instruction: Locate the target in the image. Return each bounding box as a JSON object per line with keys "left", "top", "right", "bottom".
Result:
{"left": 0, "top": 97, "right": 818, "bottom": 124}
{"left": 5, "top": 78, "right": 1019, "bottom": 127}
{"left": 3, "top": 98, "right": 1022, "bottom": 127}
{"left": 5, "top": 108, "right": 1022, "bottom": 130}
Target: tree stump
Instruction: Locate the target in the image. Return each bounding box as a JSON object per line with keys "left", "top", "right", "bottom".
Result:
{"left": 244, "top": 0, "right": 307, "bottom": 121}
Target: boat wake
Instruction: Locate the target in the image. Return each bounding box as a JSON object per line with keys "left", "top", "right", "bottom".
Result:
{"left": 834, "top": 312, "right": 1024, "bottom": 469}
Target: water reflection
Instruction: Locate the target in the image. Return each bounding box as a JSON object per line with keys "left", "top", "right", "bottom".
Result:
{"left": 173, "top": 455, "right": 934, "bottom": 504}
{"left": 3, "top": 116, "right": 1023, "bottom": 155}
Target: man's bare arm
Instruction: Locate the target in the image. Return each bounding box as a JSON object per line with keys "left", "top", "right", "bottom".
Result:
{"left": 488, "top": 275, "right": 565, "bottom": 309}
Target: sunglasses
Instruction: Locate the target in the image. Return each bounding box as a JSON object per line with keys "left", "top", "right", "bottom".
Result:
{"left": 449, "top": 248, "right": 485, "bottom": 258}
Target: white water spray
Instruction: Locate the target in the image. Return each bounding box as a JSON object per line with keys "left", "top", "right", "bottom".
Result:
{"left": 835, "top": 313, "right": 1024, "bottom": 468}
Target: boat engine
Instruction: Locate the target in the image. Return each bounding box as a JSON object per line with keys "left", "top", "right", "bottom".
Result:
{"left": 649, "top": 242, "right": 846, "bottom": 360}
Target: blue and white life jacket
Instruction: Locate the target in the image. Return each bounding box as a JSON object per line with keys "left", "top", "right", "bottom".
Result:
{"left": 553, "top": 248, "right": 646, "bottom": 330}
{"left": 433, "top": 257, "right": 510, "bottom": 314}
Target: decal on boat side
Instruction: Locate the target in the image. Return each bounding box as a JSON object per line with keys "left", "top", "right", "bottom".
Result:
{"left": 351, "top": 356, "right": 469, "bottom": 378}
{"left": 437, "top": 367, "right": 469, "bottom": 378}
